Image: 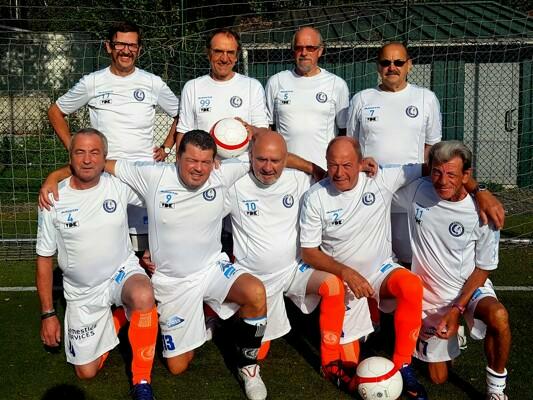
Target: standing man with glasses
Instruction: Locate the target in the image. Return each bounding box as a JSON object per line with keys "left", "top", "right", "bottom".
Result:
{"left": 265, "top": 26, "right": 350, "bottom": 170}
{"left": 176, "top": 28, "right": 269, "bottom": 147}
{"left": 48, "top": 20, "right": 180, "bottom": 267}
{"left": 347, "top": 42, "right": 443, "bottom": 266}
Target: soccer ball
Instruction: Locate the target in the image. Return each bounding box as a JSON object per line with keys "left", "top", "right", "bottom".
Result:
{"left": 210, "top": 118, "right": 250, "bottom": 159}
{"left": 356, "top": 356, "right": 403, "bottom": 400}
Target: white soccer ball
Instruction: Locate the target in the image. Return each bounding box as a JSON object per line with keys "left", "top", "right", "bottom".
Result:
{"left": 209, "top": 118, "right": 249, "bottom": 159}
{"left": 356, "top": 356, "right": 403, "bottom": 400}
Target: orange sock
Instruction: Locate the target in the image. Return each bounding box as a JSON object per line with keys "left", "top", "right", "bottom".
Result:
{"left": 385, "top": 269, "right": 423, "bottom": 368}
{"left": 340, "top": 340, "right": 360, "bottom": 364}
{"left": 129, "top": 307, "right": 158, "bottom": 384}
{"left": 113, "top": 307, "right": 128, "bottom": 334}
{"left": 318, "top": 275, "right": 345, "bottom": 366}
{"left": 257, "top": 340, "right": 271, "bottom": 360}
{"left": 368, "top": 298, "right": 380, "bottom": 328}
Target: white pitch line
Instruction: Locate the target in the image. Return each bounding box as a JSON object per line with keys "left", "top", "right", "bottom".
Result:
{"left": 1, "top": 286, "right": 533, "bottom": 292}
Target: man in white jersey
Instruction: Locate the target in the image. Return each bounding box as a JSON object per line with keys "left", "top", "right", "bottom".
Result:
{"left": 265, "top": 26, "right": 350, "bottom": 170}
{"left": 176, "top": 28, "right": 269, "bottom": 147}
{"left": 347, "top": 42, "right": 442, "bottom": 264}
{"left": 48, "top": 21, "right": 180, "bottom": 255}
{"left": 395, "top": 141, "right": 510, "bottom": 400}
{"left": 225, "top": 131, "right": 368, "bottom": 390}
{"left": 300, "top": 136, "right": 429, "bottom": 399}
{"left": 36, "top": 129, "right": 158, "bottom": 400}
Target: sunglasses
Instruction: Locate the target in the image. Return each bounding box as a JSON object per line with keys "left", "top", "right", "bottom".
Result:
{"left": 293, "top": 45, "right": 322, "bottom": 53}
{"left": 378, "top": 59, "right": 408, "bottom": 67}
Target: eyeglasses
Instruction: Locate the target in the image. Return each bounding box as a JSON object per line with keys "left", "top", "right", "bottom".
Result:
{"left": 110, "top": 41, "right": 140, "bottom": 51}
{"left": 293, "top": 45, "right": 322, "bottom": 53}
{"left": 378, "top": 59, "right": 408, "bottom": 67}
{"left": 210, "top": 48, "right": 238, "bottom": 58}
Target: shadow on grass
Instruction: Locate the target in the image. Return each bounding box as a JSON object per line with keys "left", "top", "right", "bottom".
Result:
{"left": 447, "top": 370, "right": 485, "bottom": 400}
{"left": 41, "top": 384, "right": 86, "bottom": 400}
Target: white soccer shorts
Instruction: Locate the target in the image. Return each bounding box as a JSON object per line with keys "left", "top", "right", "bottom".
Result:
{"left": 63, "top": 254, "right": 147, "bottom": 365}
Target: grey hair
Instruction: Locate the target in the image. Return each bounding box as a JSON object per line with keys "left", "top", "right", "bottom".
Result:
{"left": 428, "top": 140, "right": 472, "bottom": 171}
{"left": 69, "top": 128, "right": 108, "bottom": 157}
{"left": 291, "top": 26, "right": 324, "bottom": 50}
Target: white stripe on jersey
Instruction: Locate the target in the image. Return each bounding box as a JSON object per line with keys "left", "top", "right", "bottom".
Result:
{"left": 265, "top": 69, "right": 350, "bottom": 170}
{"left": 36, "top": 174, "right": 141, "bottom": 290}
{"left": 347, "top": 83, "right": 441, "bottom": 166}
{"left": 395, "top": 177, "right": 500, "bottom": 310}
{"left": 177, "top": 73, "right": 268, "bottom": 133}
{"left": 299, "top": 165, "right": 421, "bottom": 276}
{"left": 56, "top": 67, "right": 179, "bottom": 161}
{"left": 226, "top": 169, "right": 312, "bottom": 275}
{"left": 115, "top": 158, "right": 250, "bottom": 278}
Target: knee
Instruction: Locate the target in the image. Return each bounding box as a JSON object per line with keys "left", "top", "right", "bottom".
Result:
{"left": 167, "top": 352, "right": 194, "bottom": 375}
{"left": 318, "top": 274, "right": 344, "bottom": 298}
{"left": 394, "top": 270, "right": 423, "bottom": 300}
{"left": 75, "top": 364, "right": 99, "bottom": 380}
{"left": 428, "top": 363, "right": 449, "bottom": 384}
{"left": 124, "top": 281, "right": 155, "bottom": 311}
{"left": 487, "top": 303, "right": 510, "bottom": 333}
{"left": 240, "top": 275, "right": 266, "bottom": 310}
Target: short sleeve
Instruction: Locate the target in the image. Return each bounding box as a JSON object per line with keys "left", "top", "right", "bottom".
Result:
{"left": 475, "top": 224, "right": 499, "bottom": 270}
{"left": 219, "top": 155, "right": 251, "bottom": 188}
{"left": 334, "top": 78, "right": 350, "bottom": 129}
{"left": 347, "top": 92, "right": 363, "bottom": 139}
{"left": 115, "top": 160, "right": 155, "bottom": 199}
{"left": 379, "top": 164, "right": 422, "bottom": 194}
{"left": 425, "top": 91, "right": 442, "bottom": 146}
{"left": 176, "top": 80, "right": 195, "bottom": 133}
{"left": 56, "top": 75, "right": 90, "bottom": 115}
{"left": 156, "top": 79, "right": 180, "bottom": 118}
{"left": 36, "top": 205, "right": 57, "bottom": 256}
{"left": 249, "top": 79, "right": 269, "bottom": 128}
{"left": 299, "top": 190, "right": 324, "bottom": 249}
{"left": 393, "top": 178, "right": 425, "bottom": 211}
{"left": 265, "top": 76, "right": 276, "bottom": 126}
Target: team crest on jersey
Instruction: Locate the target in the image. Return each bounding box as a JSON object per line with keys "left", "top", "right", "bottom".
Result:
{"left": 282, "top": 194, "right": 294, "bottom": 208}
{"left": 103, "top": 199, "right": 117, "bottom": 213}
{"left": 449, "top": 221, "right": 464, "bottom": 237}
{"left": 362, "top": 192, "right": 375, "bottom": 206}
{"left": 405, "top": 105, "right": 419, "bottom": 118}
{"left": 316, "top": 92, "right": 328, "bottom": 103}
{"left": 133, "top": 89, "right": 145, "bottom": 102}
{"left": 203, "top": 188, "right": 216, "bottom": 201}
{"left": 230, "top": 96, "right": 243, "bottom": 108}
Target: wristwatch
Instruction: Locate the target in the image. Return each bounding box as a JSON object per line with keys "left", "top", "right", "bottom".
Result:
{"left": 160, "top": 145, "right": 171, "bottom": 155}
{"left": 473, "top": 183, "right": 488, "bottom": 195}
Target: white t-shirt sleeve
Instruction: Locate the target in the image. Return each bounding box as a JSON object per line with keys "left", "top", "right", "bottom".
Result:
{"left": 346, "top": 92, "right": 362, "bottom": 139}
{"left": 55, "top": 75, "right": 90, "bottom": 115}
{"left": 264, "top": 77, "right": 276, "bottom": 126}
{"left": 425, "top": 92, "right": 442, "bottom": 145}
{"left": 176, "top": 80, "right": 195, "bottom": 133}
{"left": 249, "top": 80, "right": 269, "bottom": 128}
{"left": 36, "top": 205, "right": 57, "bottom": 256}
{"left": 299, "top": 190, "right": 324, "bottom": 248}
{"left": 156, "top": 79, "right": 180, "bottom": 118}
{"left": 335, "top": 79, "right": 350, "bottom": 130}
{"left": 475, "top": 224, "right": 500, "bottom": 270}
{"left": 394, "top": 178, "right": 425, "bottom": 210}
{"left": 219, "top": 156, "right": 250, "bottom": 188}
{"left": 115, "top": 160, "right": 154, "bottom": 199}
{"left": 380, "top": 164, "right": 422, "bottom": 193}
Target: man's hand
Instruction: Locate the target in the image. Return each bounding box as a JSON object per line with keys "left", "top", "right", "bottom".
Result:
{"left": 476, "top": 191, "right": 505, "bottom": 229}
{"left": 234, "top": 117, "right": 254, "bottom": 139}
{"left": 153, "top": 146, "right": 169, "bottom": 162}
{"left": 435, "top": 308, "right": 461, "bottom": 339}
{"left": 341, "top": 266, "right": 375, "bottom": 299}
{"left": 39, "top": 178, "right": 59, "bottom": 210}
{"left": 362, "top": 157, "right": 378, "bottom": 177}
{"left": 41, "top": 316, "right": 61, "bottom": 347}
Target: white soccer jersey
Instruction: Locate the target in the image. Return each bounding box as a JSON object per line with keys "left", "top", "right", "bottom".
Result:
{"left": 395, "top": 178, "right": 500, "bottom": 310}
{"left": 56, "top": 67, "right": 179, "bottom": 161}
{"left": 225, "top": 169, "right": 312, "bottom": 275}
{"left": 115, "top": 158, "right": 249, "bottom": 279}
{"left": 36, "top": 173, "right": 143, "bottom": 291}
{"left": 347, "top": 83, "right": 441, "bottom": 166}
{"left": 300, "top": 165, "right": 421, "bottom": 277}
{"left": 265, "top": 69, "right": 350, "bottom": 170}
{"left": 176, "top": 73, "right": 268, "bottom": 133}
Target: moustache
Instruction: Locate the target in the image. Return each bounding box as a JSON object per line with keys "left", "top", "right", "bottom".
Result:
{"left": 385, "top": 71, "right": 400, "bottom": 76}
{"left": 117, "top": 52, "right": 134, "bottom": 58}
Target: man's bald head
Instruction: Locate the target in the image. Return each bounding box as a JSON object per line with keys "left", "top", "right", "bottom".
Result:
{"left": 250, "top": 131, "right": 288, "bottom": 186}
{"left": 326, "top": 136, "right": 363, "bottom": 192}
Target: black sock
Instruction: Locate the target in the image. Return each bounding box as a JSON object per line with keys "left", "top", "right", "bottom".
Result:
{"left": 232, "top": 316, "right": 267, "bottom": 368}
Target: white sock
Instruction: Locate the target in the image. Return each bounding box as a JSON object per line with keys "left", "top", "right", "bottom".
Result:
{"left": 486, "top": 366, "right": 507, "bottom": 394}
